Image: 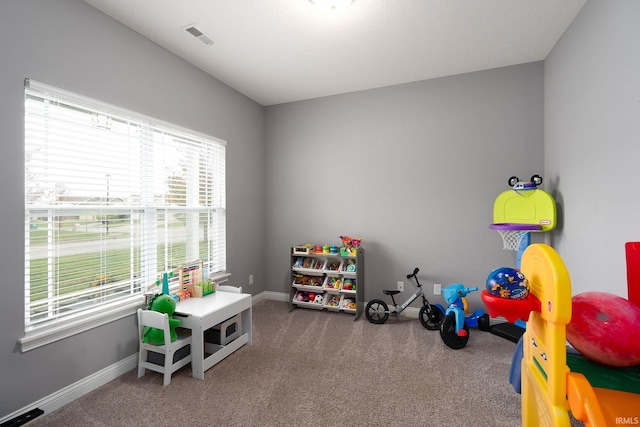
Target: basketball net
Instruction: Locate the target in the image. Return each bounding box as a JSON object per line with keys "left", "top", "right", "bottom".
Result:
{"left": 496, "top": 230, "right": 530, "bottom": 251}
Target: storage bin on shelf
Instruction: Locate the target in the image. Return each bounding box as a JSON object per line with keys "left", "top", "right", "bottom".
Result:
{"left": 292, "top": 289, "right": 325, "bottom": 309}
{"left": 292, "top": 273, "right": 324, "bottom": 290}
{"left": 324, "top": 259, "right": 343, "bottom": 272}
{"left": 292, "top": 256, "right": 327, "bottom": 273}
{"left": 324, "top": 294, "right": 342, "bottom": 311}
{"left": 340, "top": 278, "right": 356, "bottom": 294}
{"left": 340, "top": 295, "right": 357, "bottom": 312}
{"left": 340, "top": 258, "right": 357, "bottom": 275}
{"left": 323, "top": 275, "right": 342, "bottom": 292}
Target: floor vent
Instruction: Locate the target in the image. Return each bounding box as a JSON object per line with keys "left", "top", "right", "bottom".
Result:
{"left": 0, "top": 408, "right": 44, "bottom": 427}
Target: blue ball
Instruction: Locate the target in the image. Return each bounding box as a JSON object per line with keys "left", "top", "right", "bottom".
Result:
{"left": 486, "top": 267, "right": 529, "bottom": 299}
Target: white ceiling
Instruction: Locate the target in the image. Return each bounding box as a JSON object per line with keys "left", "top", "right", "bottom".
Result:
{"left": 83, "top": 0, "right": 587, "bottom": 106}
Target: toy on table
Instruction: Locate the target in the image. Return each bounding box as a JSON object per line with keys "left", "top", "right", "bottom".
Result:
{"left": 147, "top": 262, "right": 210, "bottom": 302}
{"left": 142, "top": 294, "right": 181, "bottom": 345}
{"left": 192, "top": 279, "right": 215, "bottom": 298}
{"left": 149, "top": 271, "right": 173, "bottom": 296}
{"left": 439, "top": 283, "right": 488, "bottom": 349}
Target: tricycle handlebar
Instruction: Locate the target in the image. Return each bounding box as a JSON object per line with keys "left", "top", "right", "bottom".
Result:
{"left": 455, "top": 286, "right": 479, "bottom": 297}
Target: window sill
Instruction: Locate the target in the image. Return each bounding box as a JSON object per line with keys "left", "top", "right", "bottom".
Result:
{"left": 19, "top": 272, "right": 231, "bottom": 352}
{"left": 19, "top": 297, "right": 144, "bottom": 352}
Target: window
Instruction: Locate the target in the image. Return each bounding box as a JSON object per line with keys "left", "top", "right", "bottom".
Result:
{"left": 21, "top": 79, "right": 226, "bottom": 351}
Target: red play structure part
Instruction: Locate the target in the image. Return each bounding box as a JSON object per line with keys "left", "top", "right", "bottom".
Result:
{"left": 626, "top": 242, "right": 640, "bottom": 308}
{"left": 480, "top": 290, "right": 541, "bottom": 323}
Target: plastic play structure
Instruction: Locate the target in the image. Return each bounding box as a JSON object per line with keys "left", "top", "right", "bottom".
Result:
{"left": 489, "top": 175, "right": 556, "bottom": 342}
{"left": 482, "top": 243, "right": 640, "bottom": 427}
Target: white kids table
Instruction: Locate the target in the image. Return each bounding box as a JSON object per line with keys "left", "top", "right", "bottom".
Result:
{"left": 174, "top": 291, "right": 252, "bottom": 379}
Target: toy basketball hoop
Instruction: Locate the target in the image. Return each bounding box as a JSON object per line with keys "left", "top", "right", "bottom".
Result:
{"left": 489, "top": 223, "right": 541, "bottom": 251}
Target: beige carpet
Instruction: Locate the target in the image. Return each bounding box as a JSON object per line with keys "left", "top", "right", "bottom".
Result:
{"left": 29, "top": 300, "right": 529, "bottom": 426}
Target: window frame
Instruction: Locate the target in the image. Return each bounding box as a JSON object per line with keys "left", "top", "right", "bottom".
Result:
{"left": 20, "top": 79, "right": 228, "bottom": 352}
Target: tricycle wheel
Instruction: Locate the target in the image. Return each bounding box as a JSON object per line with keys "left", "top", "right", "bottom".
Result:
{"left": 440, "top": 312, "right": 470, "bottom": 349}
{"left": 419, "top": 304, "right": 444, "bottom": 330}
{"left": 365, "top": 299, "right": 389, "bottom": 324}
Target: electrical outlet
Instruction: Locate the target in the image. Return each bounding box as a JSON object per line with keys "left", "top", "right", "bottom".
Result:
{"left": 249, "top": 274, "right": 254, "bottom": 285}
{"left": 434, "top": 283, "right": 441, "bottom": 295}
{"left": 397, "top": 281, "right": 404, "bottom": 292}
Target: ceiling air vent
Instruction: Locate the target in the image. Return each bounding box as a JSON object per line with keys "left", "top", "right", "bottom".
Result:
{"left": 184, "top": 25, "right": 213, "bottom": 45}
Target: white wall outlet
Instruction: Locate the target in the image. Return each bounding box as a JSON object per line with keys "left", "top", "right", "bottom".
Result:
{"left": 434, "top": 283, "right": 441, "bottom": 295}
{"left": 249, "top": 274, "right": 254, "bottom": 285}
{"left": 397, "top": 281, "right": 404, "bottom": 292}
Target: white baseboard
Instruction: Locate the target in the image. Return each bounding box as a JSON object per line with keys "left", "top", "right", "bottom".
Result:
{"left": 1, "top": 354, "right": 138, "bottom": 425}
{"left": 262, "top": 291, "right": 290, "bottom": 302}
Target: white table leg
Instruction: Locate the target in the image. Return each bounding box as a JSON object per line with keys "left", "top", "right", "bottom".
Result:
{"left": 191, "top": 324, "right": 205, "bottom": 380}
{"left": 242, "top": 307, "right": 252, "bottom": 345}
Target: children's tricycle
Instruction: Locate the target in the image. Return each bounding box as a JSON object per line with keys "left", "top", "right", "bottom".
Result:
{"left": 440, "top": 283, "right": 490, "bottom": 349}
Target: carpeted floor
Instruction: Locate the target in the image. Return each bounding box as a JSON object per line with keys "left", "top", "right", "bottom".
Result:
{"left": 29, "top": 300, "right": 528, "bottom": 426}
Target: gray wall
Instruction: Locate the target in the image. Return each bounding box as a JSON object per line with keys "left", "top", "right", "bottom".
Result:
{"left": 265, "top": 62, "right": 545, "bottom": 307}
{"left": 0, "top": 0, "right": 265, "bottom": 417}
{"left": 544, "top": 0, "right": 640, "bottom": 296}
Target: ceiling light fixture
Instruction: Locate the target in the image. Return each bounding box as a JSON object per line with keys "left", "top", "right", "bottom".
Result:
{"left": 309, "top": 0, "right": 354, "bottom": 14}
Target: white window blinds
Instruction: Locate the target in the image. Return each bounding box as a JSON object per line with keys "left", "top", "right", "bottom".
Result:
{"left": 24, "top": 79, "right": 226, "bottom": 331}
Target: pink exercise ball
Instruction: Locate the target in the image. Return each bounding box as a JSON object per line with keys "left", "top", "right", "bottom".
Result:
{"left": 566, "top": 292, "right": 640, "bottom": 367}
